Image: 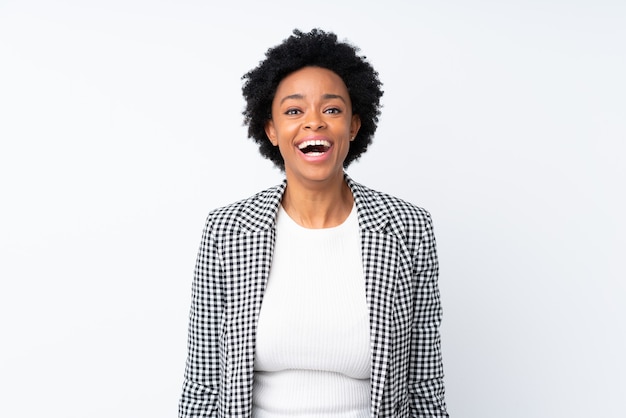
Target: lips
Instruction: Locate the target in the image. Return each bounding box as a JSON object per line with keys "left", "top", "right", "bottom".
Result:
{"left": 297, "top": 139, "right": 331, "bottom": 156}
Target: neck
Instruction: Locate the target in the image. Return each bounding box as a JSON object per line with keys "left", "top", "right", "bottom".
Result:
{"left": 282, "top": 174, "right": 353, "bottom": 229}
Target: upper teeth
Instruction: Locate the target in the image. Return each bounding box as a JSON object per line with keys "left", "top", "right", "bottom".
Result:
{"left": 298, "top": 140, "right": 331, "bottom": 149}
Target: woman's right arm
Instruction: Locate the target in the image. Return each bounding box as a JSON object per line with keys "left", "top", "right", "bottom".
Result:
{"left": 179, "top": 218, "right": 223, "bottom": 417}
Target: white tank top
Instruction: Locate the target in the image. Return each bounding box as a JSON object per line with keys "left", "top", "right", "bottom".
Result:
{"left": 253, "top": 204, "right": 371, "bottom": 417}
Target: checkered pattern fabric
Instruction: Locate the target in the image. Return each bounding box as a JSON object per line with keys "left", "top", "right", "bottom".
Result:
{"left": 179, "top": 174, "right": 448, "bottom": 417}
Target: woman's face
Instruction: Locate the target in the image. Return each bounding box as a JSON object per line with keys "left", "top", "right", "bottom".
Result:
{"left": 265, "top": 66, "right": 361, "bottom": 189}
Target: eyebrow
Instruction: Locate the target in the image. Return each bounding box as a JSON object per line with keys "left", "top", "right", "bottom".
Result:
{"left": 279, "top": 93, "right": 347, "bottom": 105}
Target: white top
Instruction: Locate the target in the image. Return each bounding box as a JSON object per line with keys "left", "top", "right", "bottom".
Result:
{"left": 252, "top": 204, "right": 371, "bottom": 417}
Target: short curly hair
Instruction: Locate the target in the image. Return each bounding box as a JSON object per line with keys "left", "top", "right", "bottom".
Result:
{"left": 241, "top": 28, "right": 384, "bottom": 170}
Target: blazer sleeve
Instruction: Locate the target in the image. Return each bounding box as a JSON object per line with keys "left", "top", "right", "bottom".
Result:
{"left": 408, "top": 212, "right": 449, "bottom": 417}
{"left": 179, "top": 217, "right": 223, "bottom": 417}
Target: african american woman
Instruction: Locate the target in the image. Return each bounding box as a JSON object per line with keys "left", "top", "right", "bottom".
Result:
{"left": 179, "top": 28, "right": 449, "bottom": 418}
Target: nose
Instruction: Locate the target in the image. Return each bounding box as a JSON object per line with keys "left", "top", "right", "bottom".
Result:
{"left": 304, "top": 112, "right": 326, "bottom": 130}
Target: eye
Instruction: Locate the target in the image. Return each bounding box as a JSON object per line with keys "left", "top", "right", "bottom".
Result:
{"left": 284, "top": 108, "right": 302, "bottom": 115}
{"left": 324, "top": 107, "right": 342, "bottom": 114}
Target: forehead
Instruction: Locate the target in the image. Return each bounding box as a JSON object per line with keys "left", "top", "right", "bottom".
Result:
{"left": 275, "top": 66, "right": 349, "bottom": 97}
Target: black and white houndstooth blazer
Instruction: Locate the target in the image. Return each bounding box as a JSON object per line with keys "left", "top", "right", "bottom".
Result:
{"left": 179, "top": 174, "right": 448, "bottom": 417}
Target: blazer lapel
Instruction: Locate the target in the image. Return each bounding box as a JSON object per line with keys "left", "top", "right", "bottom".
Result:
{"left": 221, "top": 182, "right": 285, "bottom": 416}
{"left": 348, "top": 176, "right": 399, "bottom": 418}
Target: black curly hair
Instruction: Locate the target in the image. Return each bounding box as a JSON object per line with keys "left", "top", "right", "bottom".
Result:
{"left": 241, "top": 28, "right": 384, "bottom": 170}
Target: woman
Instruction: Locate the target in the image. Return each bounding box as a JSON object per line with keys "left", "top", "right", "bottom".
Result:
{"left": 179, "top": 29, "right": 449, "bottom": 417}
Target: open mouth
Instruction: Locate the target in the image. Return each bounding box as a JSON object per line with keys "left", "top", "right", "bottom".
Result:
{"left": 298, "top": 139, "right": 331, "bottom": 155}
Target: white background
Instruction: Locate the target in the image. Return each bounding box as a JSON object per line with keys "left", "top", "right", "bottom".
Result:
{"left": 1, "top": 1, "right": 624, "bottom": 417}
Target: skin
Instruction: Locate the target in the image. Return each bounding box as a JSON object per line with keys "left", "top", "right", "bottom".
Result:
{"left": 265, "top": 66, "right": 361, "bottom": 228}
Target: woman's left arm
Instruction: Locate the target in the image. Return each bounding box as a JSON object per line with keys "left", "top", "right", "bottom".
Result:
{"left": 408, "top": 212, "right": 449, "bottom": 417}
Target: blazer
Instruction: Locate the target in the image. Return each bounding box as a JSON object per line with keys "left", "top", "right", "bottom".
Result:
{"left": 179, "top": 174, "right": 448, "bottom": 417}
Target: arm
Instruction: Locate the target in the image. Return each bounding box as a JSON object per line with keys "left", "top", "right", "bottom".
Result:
{"left": 179, "top": 217, "right": 223, "bottom": 417}
{"left": 408, "top": 213, "right": 449, "bottom": 417}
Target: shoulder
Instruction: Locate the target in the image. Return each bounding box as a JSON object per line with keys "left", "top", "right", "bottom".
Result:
{"left": 348, "top": 176, "right": 433, "bottom": 228}
{"left": 204, "top": 181, "right": 286, "bottom": 233}
{"left": 372, "top": 185, "right": 431, "bottom": 219}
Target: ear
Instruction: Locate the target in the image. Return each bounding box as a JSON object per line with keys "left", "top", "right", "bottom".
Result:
{"left": 265, "top": 119, "right": 278, "bottom": 146}
{"left": 350, "top": 114, "right": 361, "bottom": 141}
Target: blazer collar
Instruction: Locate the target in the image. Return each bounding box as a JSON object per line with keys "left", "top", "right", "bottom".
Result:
{"left": 229, "top": 172, "right": 401, "bottom": 418}
{"left": 235, "top": 172, "right": 391, "bottom": 234}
